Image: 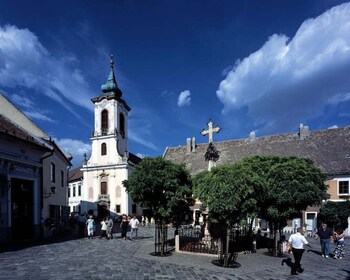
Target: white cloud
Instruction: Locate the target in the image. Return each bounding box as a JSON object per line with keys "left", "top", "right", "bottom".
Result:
{"left": 128, "top": 130, "right": 158, "bottom": 151}
{"left": 177, "top": 90, "right": 191, "bottom": 107}
{"left": 54, "top": 138, "right": 91, "bottom": 167}
{"left": 0, "top": 25, "right": 95, "bottom": 117}
{"left": 216, "top": 2, "right": 350, "bottom": 132}
{"left": 328, "top": 125, "right": 338, "bottom": 129}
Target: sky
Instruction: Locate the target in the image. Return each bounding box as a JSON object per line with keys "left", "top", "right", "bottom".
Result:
{"left": 0, "top": 0, "right": 350, "bottom": 167}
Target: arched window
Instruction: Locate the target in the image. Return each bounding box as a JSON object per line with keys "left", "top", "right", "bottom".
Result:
{"left": 101, "top": 143, "right": 107, "bottom": 155}
{"left": 101, "top": 110, "right": 108, "bottom": 135}
{"left": 101, "top": 182, "right": 107, "bottom": 195}
{"left": 119, "top": 113, "right": 125, "bottom": 138}
{"left": 88, "top": 187, "right": 93, "bottom": 200}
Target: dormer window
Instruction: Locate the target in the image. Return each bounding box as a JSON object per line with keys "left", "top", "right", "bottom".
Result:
{"left": 101, "top": 110, "right": 108, "bottom": 135}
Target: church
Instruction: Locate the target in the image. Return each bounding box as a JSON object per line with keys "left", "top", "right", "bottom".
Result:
{"left": 71, "top": 56, "right": 141, "bottom": 219}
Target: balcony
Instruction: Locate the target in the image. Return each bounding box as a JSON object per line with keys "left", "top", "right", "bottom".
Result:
{"left": 98, "top": 194, "right": 110, "bottom": 201}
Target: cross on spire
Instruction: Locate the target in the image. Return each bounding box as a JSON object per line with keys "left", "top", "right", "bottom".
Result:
{"left": 201, "top": 119, "right": 221, "bottom": 143}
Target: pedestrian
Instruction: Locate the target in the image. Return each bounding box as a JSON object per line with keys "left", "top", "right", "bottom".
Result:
{"left": 315, "top": 223, "right": 333, "bottom": 258}
{"left": 77, "top": 213, "right": 87, "bottom": 237}
{"left": 100, "top": 217, "right": 107, "bottom": 239}
{"left": 86, "top": 215, "right": 95, "bottom": 239}
{"left": 288, "top": 227, "right": 311, "bottom": 275}
{"left": 333, "top": 228, "right": 345, "bottom": 259}
{"left": 106, "top": 216, "right": 114, "bottom": 240}
{"left": 129, "top": 215, "right": 140, "bottom": 240}
{"left": 120, "top": 214, "right": 128, "bottom": 240}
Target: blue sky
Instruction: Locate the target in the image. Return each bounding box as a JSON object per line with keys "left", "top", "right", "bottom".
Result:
{"left": 1, "top": 0, "right": 350, "bottom": 167}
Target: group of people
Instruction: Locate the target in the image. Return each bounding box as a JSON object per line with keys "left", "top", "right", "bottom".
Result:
{"left": 287, "top": 223, "right": 345, "bottom": 275}
{"left": 85, "top": 214, "right": 141, "bottom": 240}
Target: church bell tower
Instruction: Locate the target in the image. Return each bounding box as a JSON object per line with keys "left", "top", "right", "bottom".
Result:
{"left": 81, "top": 55, "right": 133, "bottom": 216}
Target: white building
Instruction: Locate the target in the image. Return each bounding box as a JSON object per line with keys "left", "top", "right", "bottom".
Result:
{"left": 0, "top": 93, "right": 72, "bottom": 241}
{"left": 79, "top": 56, "right": 141, "bottom": 219}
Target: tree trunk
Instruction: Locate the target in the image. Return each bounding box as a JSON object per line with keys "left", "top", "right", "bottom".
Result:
{"left": 224, "top": 228, "right": 231, "bottom": 267}
{"left": 272, "top": 222, "right": 279, "bottom": 257}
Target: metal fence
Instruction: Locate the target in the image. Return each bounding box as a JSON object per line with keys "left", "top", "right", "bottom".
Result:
{"left": 179, "top": 226, "right": 255, "bottom": 255}
{"left": 179, "top": 226, "right": 218, "bottom": 254}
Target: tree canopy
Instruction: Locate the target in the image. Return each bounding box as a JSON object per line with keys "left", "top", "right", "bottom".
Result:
{"left": 193, "top": 164, "right": 257, "bottom": 227}
{"left": 318, "top": 201, "right": 350, "bottom": 229}
{"left": 123, "top": 157, "right": 193, "bottom": 220}
{"left": 194, "top": 155, "right": 328, "bottom": 232}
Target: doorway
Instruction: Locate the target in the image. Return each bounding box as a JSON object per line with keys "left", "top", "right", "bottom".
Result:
{"left": 11, "top": 178, "right": 34, "bottom": 239}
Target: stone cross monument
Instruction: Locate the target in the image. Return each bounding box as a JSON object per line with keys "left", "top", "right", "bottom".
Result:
{"left": 201, "top": 119, "right": 221, "bottom": 171}
{"left": 201, "top": 119, "right": 221, "bottom": 143}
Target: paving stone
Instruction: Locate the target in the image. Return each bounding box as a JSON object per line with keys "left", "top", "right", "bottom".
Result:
{"left": 0, "top": 227, "right": 349, "bottom": 279}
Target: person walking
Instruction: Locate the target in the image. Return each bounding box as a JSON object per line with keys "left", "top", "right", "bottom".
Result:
{"left": 100, "top": 217, "right": 108, "bottom": 239}
{"left": 120, "top": 215, "right": 128, "bottom": 240}
{"left": 333, "top": 228, "right": 345, "bottom": 259}
{"left": 77, "top": 213, "right": 87, "bottom": 237}
{"left": 129, "top": 215, "right": 140, "bottom": 240}
{"left": 315, "top": 223, "right": 333, "bottom": 258}
{"left": 106, "top": 216, "right": 114, "bottom": 240}
{"left": 86, "top": 215, "right": 95, "bottom": 239}
{"left": 288, "top": 227, "right": 311, "bottom": 275}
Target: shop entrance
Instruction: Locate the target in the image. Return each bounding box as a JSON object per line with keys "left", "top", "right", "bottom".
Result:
{"left": 11, "top": 178, "right": 34, "bottom": 239}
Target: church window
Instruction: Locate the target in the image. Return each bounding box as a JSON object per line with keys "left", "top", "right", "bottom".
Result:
{"left": 78, "top": 184, "right": 81, "bottom": 196}
{"left": 101, "top": 143, "right": 107, "bottom": 155}
{"left": 132, "top": 204, "right": 137, "bottom": 214}
{"left": 101, "top": 182, "right": 107, "bottom": 195}
{"left": 88, "top": 187, "right": 93, "bottom": 199}
{"left": 116, "top": 185, "right": 121, "bottom": 197}
{"left": 101, "top": 110, "right": 108, "bottom": 135}
{"left": 116, "top": 204, "right": 121, "bottom": 213}
{"left": 68, "top": 187, "right": 70, "bottom": 198}
{"left": 119, "top": 113, "right": 125, "bottom": 138}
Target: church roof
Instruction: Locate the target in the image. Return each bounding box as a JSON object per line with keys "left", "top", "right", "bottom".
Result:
{"left": 163, "top": 125, "right": 350, "bottom": 177}
{"left": 91, "top": 55, "right": 130, "bottom": 111}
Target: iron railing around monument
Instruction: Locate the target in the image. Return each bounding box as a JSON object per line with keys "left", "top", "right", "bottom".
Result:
{"left": 179, "top": 226, "right": 218, "bottom": 254}
{"left": 179, "top": 226, "right": 254, "bottom": 255}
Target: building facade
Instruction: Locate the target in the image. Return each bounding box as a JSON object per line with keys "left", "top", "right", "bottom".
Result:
{"left": 79, "top": 56, "right": 141, "bottom": 219}
{"left": 0, "top": 94, "right": 72, "bottom": 242}
{"left": 164, "top": 123, "right": 350, "bottom": 233}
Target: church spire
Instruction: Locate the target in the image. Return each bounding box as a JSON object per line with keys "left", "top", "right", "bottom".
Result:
{"left": 101, "top": 54, "right": 123, "bottom": 98}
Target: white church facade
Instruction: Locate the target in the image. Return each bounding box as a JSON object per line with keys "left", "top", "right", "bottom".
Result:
{"left": 76, "top": 56, "right": 141, "bottom": 219}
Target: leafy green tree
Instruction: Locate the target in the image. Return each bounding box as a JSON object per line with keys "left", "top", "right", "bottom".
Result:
{"left": 193, "top": 164, "right": 257, "bottom": 265}
{"left": 123, "top": 157, "right": 193, "bottom": 255}
{"left": 237, "top": 155, "right": 328, "bottom": 255}
{"left": 318, "top": 201, "right": 350, "bottom": 229}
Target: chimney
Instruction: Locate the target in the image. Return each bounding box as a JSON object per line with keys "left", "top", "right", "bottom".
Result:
{"left": 249, "top": 131, "right": 256, "bottom": 142}
{"left": 192, "top": 137, "right": 196, "bottom": 152}
{"left": 299, "top": 123, "right": 310, "bottom": 140}
{"left": 186, "top": 138, "right": 191, "bottom": 153}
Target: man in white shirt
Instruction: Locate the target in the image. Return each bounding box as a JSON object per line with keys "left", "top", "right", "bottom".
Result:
{"left": 288, "top": 227, "right": 312, "bottom": 275}
{"left": 129, "top": 215, "right": 140, "bottom": 240}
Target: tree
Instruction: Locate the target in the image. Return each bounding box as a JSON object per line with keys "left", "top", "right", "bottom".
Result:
{"left": 236, "top": 155, "right": 328, "bottom": 255}
{"left": 123, "top": 157, "right": 193, "bottom": 255}
{"left": 318, "top": 201, "right": 350, "bottom": 229}
{"left": 193, "top": 164, "right": 257, "bottom": 266}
